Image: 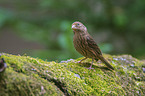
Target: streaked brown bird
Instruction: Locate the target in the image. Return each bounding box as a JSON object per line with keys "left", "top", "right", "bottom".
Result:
{"left": 72, "top": 21, "right": 114, "bottom": 70}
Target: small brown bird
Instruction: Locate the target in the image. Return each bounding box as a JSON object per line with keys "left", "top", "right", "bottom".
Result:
{"left": 72, "top": 21, "right": 114, "bottom": 70}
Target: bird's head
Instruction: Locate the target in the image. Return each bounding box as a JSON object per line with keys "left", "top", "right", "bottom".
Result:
{"left": 71, "top": 21, "right": 87, "bottom": 34}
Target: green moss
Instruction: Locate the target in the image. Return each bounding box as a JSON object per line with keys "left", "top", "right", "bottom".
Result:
{"left": 0, "top": 53, "right": 145, "bottom": 95}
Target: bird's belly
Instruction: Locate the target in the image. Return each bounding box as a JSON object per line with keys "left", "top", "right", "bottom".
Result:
{"left": 73, "top": 37, "right": 93, "bottom": 58}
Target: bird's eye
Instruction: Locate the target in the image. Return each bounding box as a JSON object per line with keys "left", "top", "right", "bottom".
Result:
{"left": 77, "top": 23, "right": 80, "bottom": 26}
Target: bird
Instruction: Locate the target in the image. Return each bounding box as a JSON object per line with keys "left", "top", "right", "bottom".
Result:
{"left": 71, "top": 21, "right": 114, "bottom": 70}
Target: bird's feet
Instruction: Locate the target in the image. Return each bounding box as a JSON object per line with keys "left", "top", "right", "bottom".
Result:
{"left": 78, "top": 57, "right": 87, "bottom": 63}
{"left": 86, "top": 61, "right": 94, "bottom": 70}
{"left": 86, "top": 66, "right": 94, "bottom": 70}
{"left": 78, "top": 61, "right": 82, "bottom": 63}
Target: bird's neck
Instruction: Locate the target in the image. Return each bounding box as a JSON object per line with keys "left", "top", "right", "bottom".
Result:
{"left": 74, "top": 30, "right": 88, "bottom": 36}
{"left": 74, "top": 31, "right": 89, "bottom": 39}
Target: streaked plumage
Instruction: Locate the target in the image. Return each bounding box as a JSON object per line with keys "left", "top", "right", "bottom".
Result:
{"left": 72, "top": 21, "right": 114, "bottom": 70}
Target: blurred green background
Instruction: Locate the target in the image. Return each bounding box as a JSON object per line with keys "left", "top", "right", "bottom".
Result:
{"left": 0, "top": 0, "right": 145, "bottom": 61}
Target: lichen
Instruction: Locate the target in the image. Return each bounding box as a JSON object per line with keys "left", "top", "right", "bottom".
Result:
{"left": 0, "top": 53, "right": 144, "bottom": 95}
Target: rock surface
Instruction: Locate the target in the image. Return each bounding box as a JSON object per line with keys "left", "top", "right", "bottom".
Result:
{"left": 0, "top": 53, "right": 144, "bottom": 96}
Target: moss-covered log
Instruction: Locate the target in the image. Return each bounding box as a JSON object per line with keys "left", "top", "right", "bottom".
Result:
{"left": 0, "top": 53, "right": 144, "bottom": 96}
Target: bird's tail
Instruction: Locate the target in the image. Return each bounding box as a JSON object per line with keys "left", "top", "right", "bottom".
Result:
{"left": 98, "top": 56, "right": 114, "bottom": 70}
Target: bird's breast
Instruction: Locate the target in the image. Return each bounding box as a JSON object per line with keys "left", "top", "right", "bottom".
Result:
{"left": 73, "top": 34, "right": 89, "bottom": 57}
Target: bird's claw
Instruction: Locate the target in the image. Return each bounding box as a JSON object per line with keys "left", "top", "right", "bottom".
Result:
{"left": 78, "top": 61, "right": 82, "bottom": 63}
{"left": 86, "top": 67, "right": 94, "bottom": 70}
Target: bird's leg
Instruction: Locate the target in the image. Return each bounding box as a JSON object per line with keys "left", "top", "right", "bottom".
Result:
{"left": 87, "top": 58, "right": 94, "bottom": 70}
{"left": 78, "top": 57, "right": 87, "bottom": 63}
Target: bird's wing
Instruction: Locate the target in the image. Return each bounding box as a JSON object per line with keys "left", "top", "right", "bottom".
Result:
{"left": 86, "top": 35, "right": 114, "bottom": 70}
{"left": 86, "top": 35, "right": 102, "bottom": 55}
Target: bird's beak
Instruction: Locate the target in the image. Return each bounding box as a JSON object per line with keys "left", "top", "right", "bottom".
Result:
{"left": 71, "top": 25, "right": 77, "bottom": 30}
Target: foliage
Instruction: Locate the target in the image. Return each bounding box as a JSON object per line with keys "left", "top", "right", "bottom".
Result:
{"left": 0, "top": 0, "right": 145, "bottom": 61}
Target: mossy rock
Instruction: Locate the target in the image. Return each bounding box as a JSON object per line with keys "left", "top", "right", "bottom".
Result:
{"left": 0, "top": 53, "right": 145, "bottom": 96}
